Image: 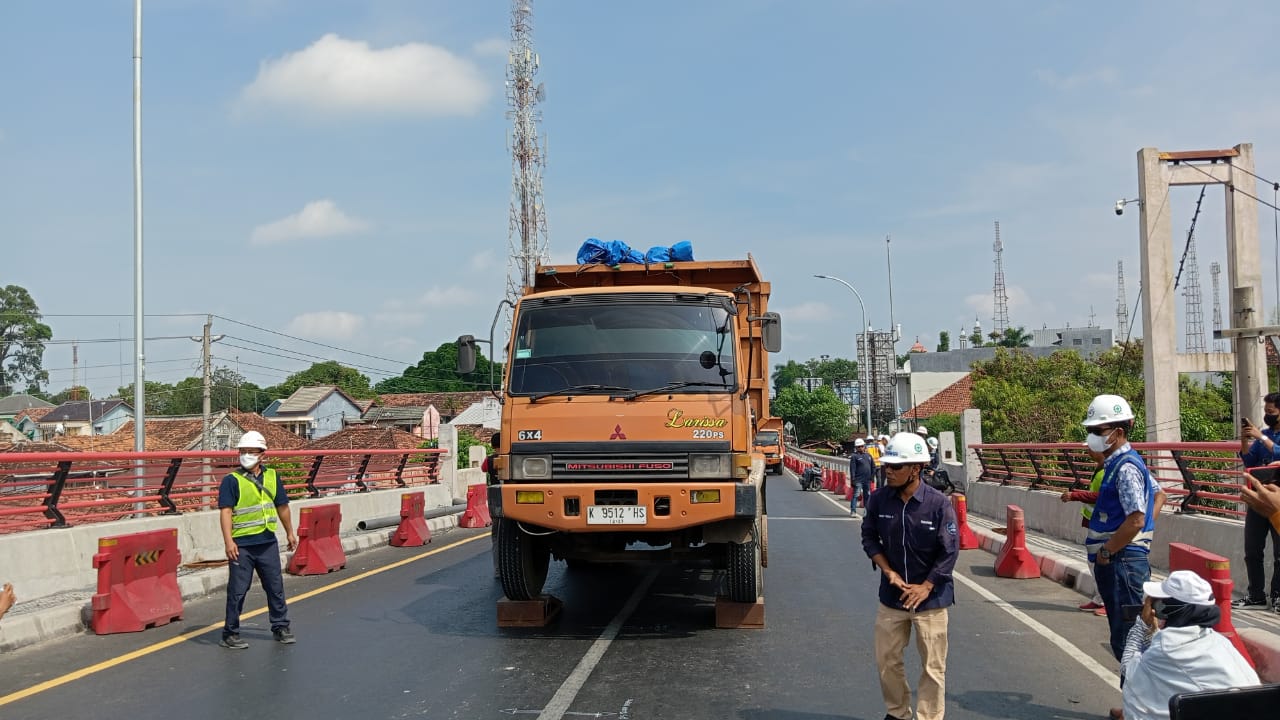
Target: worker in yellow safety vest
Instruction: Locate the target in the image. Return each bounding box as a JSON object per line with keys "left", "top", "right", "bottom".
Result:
{"left": 218, "top": 430, "right": 297, "bottom": 649}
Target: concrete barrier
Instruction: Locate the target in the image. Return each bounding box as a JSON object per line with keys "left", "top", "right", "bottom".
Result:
{"left": 966, "top": 481, "right": 1250, "bottom": 592}
{"left": 1, "top": 483, "right": 455, "bottom": 604}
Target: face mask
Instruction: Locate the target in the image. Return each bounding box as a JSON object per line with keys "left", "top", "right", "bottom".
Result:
{"left": 1265, "top": 414, "right": 1279, "bottom": 428}
{"left": 1085, "top": 430, "right": 1112, "bottom": 453}
{"left": 239, "top": 453, "right": 261, "bottom": 469}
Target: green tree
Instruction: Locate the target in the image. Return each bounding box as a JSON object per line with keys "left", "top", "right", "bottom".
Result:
{"left": 997, "top": 326, "right": 1033, "bottom": 348}
{"left": 130, "top": 367, "right": 270, "bottom": 415}
{"left": 770, "top": 384, "right": 850, "bottom": 443}
{"left": 265, "top": 361, "right": 377, "bottom": 401}
{"left": 45, "top": 386, "right": 93, "bottom": 404}
{"left": 771, "top": 359, "right": 808, "bottom": 396}
{"left": 115, "top": 380, "right": 178, "bottom": 415}
{"left": 0, "top": 285, "right": 53, "bottom": 394}
{"left": 812, "top": 357, "right": 858, "bottom": 389}
{"left": 376, "top": 342, "right": 502, "bottom": 394}
{"left": 968, "top": 328, "right": 985, "bottom": 348}
{"left": 936, "top": 331, "right": 950, "bottom": 353}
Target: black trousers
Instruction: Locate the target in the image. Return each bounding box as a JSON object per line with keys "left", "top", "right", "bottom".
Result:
{"left": 1243, "top": 506, "right": 1280, "bottom": 601}
{"left": 224, "top": 539, "right": 290, "bottom": 636}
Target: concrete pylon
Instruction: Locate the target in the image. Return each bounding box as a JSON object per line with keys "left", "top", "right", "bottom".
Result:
{"left": 1136, "top": 144, "right": 1265, "bottom": 441}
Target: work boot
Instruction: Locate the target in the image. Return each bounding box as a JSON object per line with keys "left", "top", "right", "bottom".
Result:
{"left": 219, "top": 634, "right": 248, "bottom": 650}
{"left": 273, "top": 627, "right": 296, "bottom": 644}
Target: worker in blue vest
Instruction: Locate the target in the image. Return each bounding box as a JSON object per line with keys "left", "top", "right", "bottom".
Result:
{"left": 1081, "top": 394, "right": 1164, "bottom": 663}
{"left": 218, "top": 431, "right": 297, "bottom": 649}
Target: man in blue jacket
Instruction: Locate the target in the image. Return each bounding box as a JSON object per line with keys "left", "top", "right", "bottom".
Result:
{"left": 861, "top": 432, "right": 959, "bottom": 720}
{"left": 1236, "top": 392, "right": 1280, "bottom": 612}
{"left": 849, "top": 438, "right": 875, "bottom": 517}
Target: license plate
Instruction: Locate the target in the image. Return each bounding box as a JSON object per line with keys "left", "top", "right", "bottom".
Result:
{"left": 586, "top": 505, "right": 647, "bottom": 525}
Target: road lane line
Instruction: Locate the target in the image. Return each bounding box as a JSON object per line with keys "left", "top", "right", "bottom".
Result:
{"left": 0, "top": 532, "right": 488, "bottom": 709}
{"left": 536, "top": 568, "right": 660, "bottom": 720}
{"left": 952, "top": 570, "right": 1120, "bottom": 687}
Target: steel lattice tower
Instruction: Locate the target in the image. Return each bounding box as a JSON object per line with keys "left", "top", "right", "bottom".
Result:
{"left": 1211, "top": 262, "right": 1225, "bottom": 352}
{"left": 1183, "top": 234, "right": 1206, "bottom": 353}
{"left": 505, "top": 0, "right": 549, "bottom": 306}
{"left": 992, "top": 221, "right": 1010, "bottom": 334}
{"left": 1116, "top": 260, "right": 1130, "bottom": 340}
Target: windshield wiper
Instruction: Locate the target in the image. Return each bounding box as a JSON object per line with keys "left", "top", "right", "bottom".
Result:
{"left": 530, "top": 384, "right": 634, "bottom": 402}
{"left": 623, "top": 381, "right": 729, "bottom": 400}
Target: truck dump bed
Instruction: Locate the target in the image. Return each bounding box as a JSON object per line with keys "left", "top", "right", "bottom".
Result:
{"left": 530, "top": 257, "right": 767, "bottom": 294}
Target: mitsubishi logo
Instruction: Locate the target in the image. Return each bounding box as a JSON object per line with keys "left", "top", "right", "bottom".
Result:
{"left": 610, "top": 424, "right": 627, "bottom": 440}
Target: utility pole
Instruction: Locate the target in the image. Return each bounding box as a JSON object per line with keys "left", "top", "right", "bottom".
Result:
{"left": 192, "top": 315, "right": 225, "bottom": 450}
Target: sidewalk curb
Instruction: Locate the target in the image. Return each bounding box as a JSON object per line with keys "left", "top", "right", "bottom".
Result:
{"left": 969, "top": 514, "right": 1280, "bottom": 683}
{"left": 0, "top": 513, "right": 466, "bottom": 653}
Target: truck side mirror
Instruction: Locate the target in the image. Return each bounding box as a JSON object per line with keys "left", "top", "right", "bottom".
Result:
{"left": 760, "top": 312, "right": 782, "bottom": 353}
{"left": 456, "top": 335, "right": 477, "bottom": 374}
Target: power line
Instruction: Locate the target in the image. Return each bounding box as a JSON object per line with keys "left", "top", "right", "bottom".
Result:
{"left": 212, "top": 315, "right": 418, "bottom": 367}
{"left": 218, "top": 338, "right": 402, "bottom": 378}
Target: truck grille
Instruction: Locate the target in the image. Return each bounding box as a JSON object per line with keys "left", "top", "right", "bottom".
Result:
{"left": 552, "top": 454, "right": 688, "bottom": 481}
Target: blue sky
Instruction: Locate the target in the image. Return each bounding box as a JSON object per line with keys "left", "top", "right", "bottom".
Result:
{"left": 4, "top": 1, "right": 1280, "bottom": 399}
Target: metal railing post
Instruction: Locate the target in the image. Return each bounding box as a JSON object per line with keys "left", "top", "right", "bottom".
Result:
{"left": 355, "top": 453, "right": 372, "bottom": 493}
{"left": 1027, "top": 451, "right": 1045, "bottom": 490}
{"left": 158, "top": 457, "right": 182, "bottom": 515}
{"left": 394, "top": 453, "right": 409, "bottom": 488}
{"left": 306, "top": 456, "right": 324, "bottom": 498}
{"left": 1170, "top": 449, "right": 1199, "bottom": 514}
{"left": 43, "top": 460, "right": 72, "bottom": 528}
{"left": 996, "top": 449, "right": 1012, "bottom": 485}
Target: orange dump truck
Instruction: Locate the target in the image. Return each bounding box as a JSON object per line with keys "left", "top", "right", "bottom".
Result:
{"left": 458, "top": 256, "right": 781, "bottom": 603}
{"left": 753, "top": 418, "right": 785, "bottom": 475}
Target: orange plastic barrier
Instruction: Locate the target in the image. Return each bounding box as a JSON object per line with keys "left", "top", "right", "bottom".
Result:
{"left": 391, "top": 491, "right": 432, "bottom": 547}
{"left": 287, "top": 504, "right": 346, "bottom": 575}
{"left": 994, "top": 505, "right": 1040, "bottom": 578}
{"left": 952, "top": 494, "right": 980, "bottom": 550}
{"left": 459, "top": 484, "right": 492, "bottom": 528}
{"left": 844, "top": 472, "right": 854, "bottom": 502}
{"left": 1168, "top": 542, "right": 1253, "bottom": 667}
{"left": 835, "top": 471, "right": 848, "bottom": 497}
{"left": 90, "top": 528, "right": 183, "bottom": 634}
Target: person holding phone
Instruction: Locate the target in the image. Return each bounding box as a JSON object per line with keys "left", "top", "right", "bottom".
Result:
{"left": 1235, "top": 393, "right": 1280, "bottom": 612}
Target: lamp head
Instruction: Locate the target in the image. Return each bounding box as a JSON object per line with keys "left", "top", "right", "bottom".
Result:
{"left": 1115, "top": 199, "right": 1126, "bottom": 216}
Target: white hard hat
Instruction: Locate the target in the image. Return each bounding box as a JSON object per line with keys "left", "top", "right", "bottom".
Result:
{"left": 927, "top": 437, "right": 939, "bottom": 450}
{"left": 854, "top": 438, "right": 866, "bottom": 447}
{"left": 881, "top": 432, "right": 931, "bottom": 465}
{"left": 879, "top": 434, "right": 889, "bottom": 442}
{"left": 236, "top": 430, "right": 268, "bottom": 450}
{"left": 1142, "top": 570, "right": 1213, "bottom": 605}
{"left": 915, "top": 425, "right": 929, "bottom": 436}
{"left": 1082, "top": 394, "right": 1135, "bottom": 427}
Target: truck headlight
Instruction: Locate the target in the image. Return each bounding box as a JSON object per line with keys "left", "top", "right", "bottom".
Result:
{"left": 514, "top": 455, "right": 551, "bottom": 479}
{"left": 689, "top": 453, "right": 728, "bottom": 479}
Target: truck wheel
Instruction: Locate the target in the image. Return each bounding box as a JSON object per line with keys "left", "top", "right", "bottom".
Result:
{"left": 725, "top": 527, "right": 763, "bottom": 602}
{"left": 495, "top": 518, "right": 550, "bottom": 601}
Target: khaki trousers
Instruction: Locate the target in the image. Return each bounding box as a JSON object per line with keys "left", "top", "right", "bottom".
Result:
{"left": 874, "top": 604, "right": 949, "bottom": 720}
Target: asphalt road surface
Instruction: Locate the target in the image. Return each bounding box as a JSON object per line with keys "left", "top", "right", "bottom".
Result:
{"left": 1, "top": 471, "right": 1129, "bottom": 719}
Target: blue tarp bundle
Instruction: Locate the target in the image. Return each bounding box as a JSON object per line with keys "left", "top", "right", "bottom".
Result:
{"left": 576, "top": 238, "right": 694, "bottom": 265}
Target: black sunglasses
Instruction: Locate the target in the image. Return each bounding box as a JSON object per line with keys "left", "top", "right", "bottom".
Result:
{"left": 1087, "top": 426, "right": 1115, "bottom": 436}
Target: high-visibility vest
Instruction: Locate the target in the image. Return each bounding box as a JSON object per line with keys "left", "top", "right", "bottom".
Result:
{"left": 866, "top": 445, "right": 881, "bottom": 466}
{"left": 229, "top": 468, "right": 280, "bottom": 539}
{"left": 1081, "top": 467, "right": 1104, "bottom": 521}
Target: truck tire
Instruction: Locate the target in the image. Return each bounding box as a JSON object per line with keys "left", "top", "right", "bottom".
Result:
{"left": 725, "top": 527, "right": 763, "bottom": 602}
{"left": 495, "top": 518, "right": 550, "bottom": 601}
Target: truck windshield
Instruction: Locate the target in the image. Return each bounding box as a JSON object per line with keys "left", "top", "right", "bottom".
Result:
{"left": 509, "top": 300, "right": 736, "bottom": 396}
{"left": 753, "top": 431, "right": 779, "bottom": 446}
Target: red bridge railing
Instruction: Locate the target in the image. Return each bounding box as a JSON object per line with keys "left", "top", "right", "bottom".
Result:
{"left": 0, "top": 449, "right": 444, "bottom": 534}
{"left": 971, "top": 442, "right": 1247, "bottom": 520}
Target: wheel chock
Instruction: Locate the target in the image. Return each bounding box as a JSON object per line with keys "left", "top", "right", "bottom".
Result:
{"left": 715, "top": 596, "right": 765, "bottom": 629}
{"left": 497, "top": 595, "right": 563, "bottom": 628}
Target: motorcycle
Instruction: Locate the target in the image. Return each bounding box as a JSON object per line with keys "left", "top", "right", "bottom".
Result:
{"left": 799, "top": 466, "right": 823, "bottom": 491}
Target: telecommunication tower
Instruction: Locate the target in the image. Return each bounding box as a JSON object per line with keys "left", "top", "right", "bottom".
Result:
{"left": 505, "top": 0, "right": 549, "bottom": 305}
{"left": 1210, "top": 262, "right": 1225, "bottom": 352}
{"left": 992, "top": 221, "right": 1010, "bottom": 334}
{"left": 1182, "top": 235, "right": 1206, "bottom": 353}
{"left": 1116, "top": 261, "right": 1130, "bottom": 340}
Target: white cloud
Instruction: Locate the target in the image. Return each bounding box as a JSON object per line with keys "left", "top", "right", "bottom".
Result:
{"left": 775, "top": 301, "right": 833, "bottom": 324}
{"left": 250, "top": 199, "right": 369, "bottom": 245}
{"left": 469, "top": 250, "right": 497, "bottom": 271}
{"left": 419, "top": 286, "right": 481, "bottom": 308}
{"left": 472, "top": 38, "right": 507, "bottom": 58}
{"left": 963, "top": 285, "right": 1058, "bottom": 330}
{"left": 237, "top": 33, "right": 488, "bottom": 117}
{"left": 1035, "top": 67, "right": 1119, "bottom": 91}
{"left": 286, "top": 311, "right": 363, "bottom": 341}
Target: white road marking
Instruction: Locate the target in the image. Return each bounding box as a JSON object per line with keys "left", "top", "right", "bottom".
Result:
{"left": 536, "top": 569, "right": 660, "bottom": 720}
{"left": 953, "top": 568, "right": 1120, "bottom": 687}
{"left": 793, "top": 470, "right": 1121, "bottom": 689}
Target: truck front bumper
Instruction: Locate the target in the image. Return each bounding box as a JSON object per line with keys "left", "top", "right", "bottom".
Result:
{"left": 488, "top": 482, "right": 758, "bottom": 532}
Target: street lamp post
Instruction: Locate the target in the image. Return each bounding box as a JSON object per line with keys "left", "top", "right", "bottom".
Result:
{"left": 814, "top": 274, "right": 873, "bottom": 436}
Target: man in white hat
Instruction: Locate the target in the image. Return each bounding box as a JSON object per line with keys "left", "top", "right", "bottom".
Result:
{"left": 1118, "top": 570, "right": 1259, "bottom": 720}
{"left": 848, "top": 438, "right": 874, "bottom": 517}
{"left": 218, "top": 431, "right": 298, "bottom": 649}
